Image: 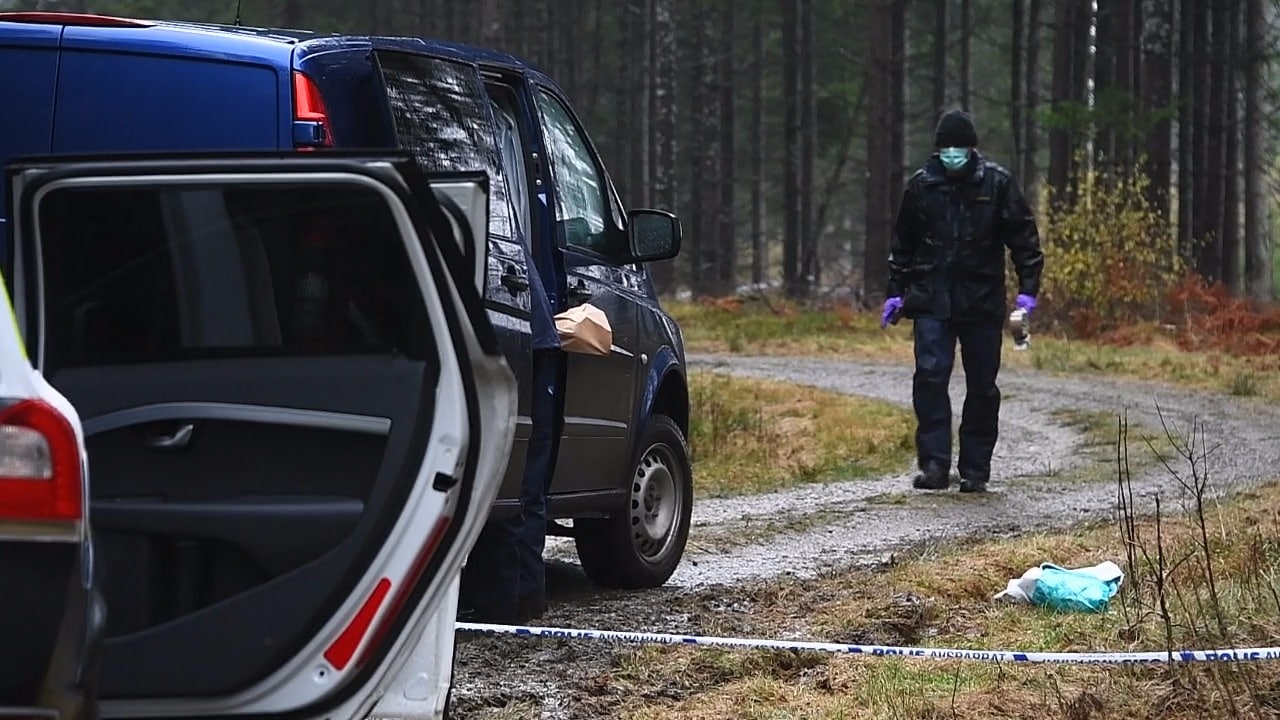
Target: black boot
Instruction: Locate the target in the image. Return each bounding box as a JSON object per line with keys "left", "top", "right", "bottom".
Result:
{"left": 958, "top": 476, "right": 988, "bottom": 493}
{"left": 912, "top": 464, "right": 951, "bottom": 490}
{"left": 518, "top": 595, "right": 546, "bottom": 622}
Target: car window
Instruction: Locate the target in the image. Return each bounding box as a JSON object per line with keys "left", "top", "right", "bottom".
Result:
{"left": 36, "top": 183, "right": 433, "bottom": 372}
{"left": 534, "top": 89, "right": 616, "bottom": 258}
{"left": 378, "top": 51, "right": 514, "bottom": 242}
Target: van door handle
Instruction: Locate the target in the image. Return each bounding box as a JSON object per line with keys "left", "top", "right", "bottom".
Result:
{"left": 567, "top": 279, "right": 593, "bottom": 304}
{"left": 143, "top": 423, "right": 196, "bottom": 450}
{"left": 500, "top": 265, "right": 530, "bottom": 294}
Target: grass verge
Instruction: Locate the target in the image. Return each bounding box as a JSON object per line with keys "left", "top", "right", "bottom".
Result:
{"left": 668, "top": 299, "right": 1280, "bottom": 403}
{"left": 606, "top": 417, "right": 1280, "bottom": 719}
{"left": 688, "top": 370, "right": 914, "bottom": 498}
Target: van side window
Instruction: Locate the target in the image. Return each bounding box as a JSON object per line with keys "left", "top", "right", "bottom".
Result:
{"left": 377, "top": 51, "right": 514, "bottom": 241}
{"left": 36, "top": 184, "right": 432, "bottom": 372}
{"left": 490, "top": 99, "right": 531, "bottom": 242}
{"left": 534, "top": 90, "right": 615, "bottom": 258}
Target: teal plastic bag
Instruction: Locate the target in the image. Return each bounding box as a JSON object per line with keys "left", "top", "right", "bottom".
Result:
{"left": 1030, "top": 563, "right": 1123, "bottom": 613}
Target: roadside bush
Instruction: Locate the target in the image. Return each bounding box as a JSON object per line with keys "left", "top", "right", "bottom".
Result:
{"left": 1165, "top": 273, "right": 1280, "bottom": 356}
{"left": 1038, "top": 164, "right": 1184, "bottom": 334}
{"left": 1114, "top": 412, "right": 1280, "bottom": 718}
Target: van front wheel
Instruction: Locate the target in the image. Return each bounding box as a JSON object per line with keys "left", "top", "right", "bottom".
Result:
{"left": 575, "top": 414, "right": 692, "bottom": 589}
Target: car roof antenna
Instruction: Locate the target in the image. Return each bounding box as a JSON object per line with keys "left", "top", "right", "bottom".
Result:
{"left": 233, "top": 0, "right": 242, "bottom": 26}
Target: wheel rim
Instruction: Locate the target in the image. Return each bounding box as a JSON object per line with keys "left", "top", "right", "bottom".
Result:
{"left": 629, "top": 442, "right": 682, "bottom": 564}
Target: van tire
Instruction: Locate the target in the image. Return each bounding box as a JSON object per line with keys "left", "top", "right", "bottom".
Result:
{"left": 575, "top": 414, "right": 692, "bottom": 589}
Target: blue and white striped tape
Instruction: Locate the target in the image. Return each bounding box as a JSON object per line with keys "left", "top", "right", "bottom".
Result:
{"left": 456, "top": 622, "right": 1280, "bottom": 665}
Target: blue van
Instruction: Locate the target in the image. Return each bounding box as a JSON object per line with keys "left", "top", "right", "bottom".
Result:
{"left": 0, "top": 11, "right": 691, "bottom": 719}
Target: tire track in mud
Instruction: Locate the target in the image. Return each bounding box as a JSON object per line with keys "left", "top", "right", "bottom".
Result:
{"left": 449, "top": 354, "right": 1280, "bottom": 719}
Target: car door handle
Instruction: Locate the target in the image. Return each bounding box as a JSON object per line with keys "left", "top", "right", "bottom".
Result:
{"left": 500, "top": 265, "right": 530, "bottom": 294}
{"left": 567, "top": 279, "right": 593, "bottom": 303}
{"left": 143, "top": 422, "right": 196, "bottom": 450}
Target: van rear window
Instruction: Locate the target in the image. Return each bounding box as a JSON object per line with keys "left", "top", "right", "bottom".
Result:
{"left": 52, "top": 51, "right": 278, "bottom": 155}
{"left": 35, "top": 183, "right": 432, "bottom": 371}
{"left": 377, "top": 51, "right": 514, "bottom": 242}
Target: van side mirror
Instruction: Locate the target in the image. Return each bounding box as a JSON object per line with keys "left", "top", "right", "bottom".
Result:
{"left": 626, "top": 209, "right": 681, "bottom": 263}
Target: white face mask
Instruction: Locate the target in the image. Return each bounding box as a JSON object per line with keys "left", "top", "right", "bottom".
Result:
{"left": 939, "top": 147, "right": 970, "bottom": 171}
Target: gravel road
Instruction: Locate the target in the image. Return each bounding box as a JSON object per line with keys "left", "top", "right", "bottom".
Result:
{"left": 449, "top": 353, "right": 1280, "bottom": 718}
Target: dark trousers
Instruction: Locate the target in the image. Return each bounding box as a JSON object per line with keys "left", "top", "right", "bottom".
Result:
{"left": 459, "top": 349, "right": 565, "bottom": 620}
{"left": 514, "top": 349, "right": 566, "bottom": 610}
{"left": 912, "top": 317, "right": 1002, "bottom": 482}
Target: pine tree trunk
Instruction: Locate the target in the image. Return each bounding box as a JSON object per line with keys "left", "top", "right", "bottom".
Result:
{"left": 281, "top": 0, "right": 303, "bottom": 26}
{"left": 630, "top": 0, "right": 652, "bottom": 210}
{"left": 959, "top": 0, "right": 971, "bottom": 108}
{"left": 781, "top": 0, "right": 801, "bottom": 296}
{"left": 1190, "top": 0, "right": 1213, "bottom": 271}
{"left": 370, "top": 2, "right": 390, "bottom": 34}
{"left": 1220, "top": 0, "right": 1242, "bottom": 292}
{"left": 1095, "top": 0, "right": 1116, "bottom": 165}
{"left": 1242, "top": 0, "right": 1272, "bottom": 300}
{"left": 513, "top": 0, "right": 528, "bottom": 57}
{"left": 1142, "top": 0, "right": 1174, "bottom": 218}
{"left": 716, "top": 1, "right": 737, "bottom": 294}
{"left": 1114, "top": 0, "right": 1138, "bottom": 171}
{"left": 933, "top": 0, "right": 947, "bottom": 118}
{"left": 527, "top": 0, "right": 550, "bottom": 69}
{"left": 1199, "top": 0, "right": 1225, "bottom": 282}
{"left": 1023, "top": 0, "right": 1043, "bottom": 199}
{"left": 1177, "top": 0, "right": 1196, "bottom": 257}
{"left": 1048, "top": 0, "right": 1081, "bottom": 205}
{"left": 614, "top": 3, "right": 635, "bottom": 208}
{"left": 1126, "top": 0, "right": 1143, "bottom": 171}
{"left": 697, "top": 0, "right": 720, "bottom": 295}
{"left": 863, "top": 0, "right": 893, "bottom": 304}
{"left": 750, "top": 0, "right": 766, "bottom": 287}
{"left": 586, "top": 0, "right": 604, "bottom": 114}
{"left": 890, "top": 0, "right": 906, "bottom": 197}
{"left": 441, "top": 0, "right": 457, "bottom": 42}
{"left": 554, "top": 7, "right": 577, "bottom": 101}
{"left": 648, "top": 0, "right": 677, "bottom": 294}
{"left": 799, "top": 0, "right": 816, "bottom": 293}
{"left": 479, "top": 0, "right": 502, "bottom": 47}
{"left": 1071, "top": 0, "right": 1091, "bottom": 109}
{"left": 1011, "top": 0, "right": 1025, "bottom": 180}
{"left": 683, "top": 1, "right": 705, "bottom": 292}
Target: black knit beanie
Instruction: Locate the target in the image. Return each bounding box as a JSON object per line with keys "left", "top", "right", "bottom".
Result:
{"left": 934, "top": 109, "right": 979, "bottom": 148}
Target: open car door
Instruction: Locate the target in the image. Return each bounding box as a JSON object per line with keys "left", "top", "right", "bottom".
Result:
{"left": 5, "top": 153, "right": 516, "bottom": 719}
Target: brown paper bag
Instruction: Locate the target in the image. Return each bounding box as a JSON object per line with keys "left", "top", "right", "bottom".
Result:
{"left": 554, "top": 302, "right": 612, "bottom": 356}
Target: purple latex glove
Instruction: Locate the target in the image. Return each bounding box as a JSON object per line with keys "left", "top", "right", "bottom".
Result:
{"left": 1015, "top": 294, "right": 1037, "bottom": 315}
{"left": 881, "top": 296, "right": 903, "bottom": 329}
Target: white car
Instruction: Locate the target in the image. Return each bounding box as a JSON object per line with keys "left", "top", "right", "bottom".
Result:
{"left": 0, "top": 153, "right": 517, "bottom": 720}
{"left": 0, "top": 250, "right": 101, "bottom": 720}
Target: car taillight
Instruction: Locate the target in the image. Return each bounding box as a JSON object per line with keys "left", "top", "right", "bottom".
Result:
{"left": 0, "top": 399, "right": 82, "bottom": 525}
{"left": 292, "top": 70, "right": 335, "bottom": 150}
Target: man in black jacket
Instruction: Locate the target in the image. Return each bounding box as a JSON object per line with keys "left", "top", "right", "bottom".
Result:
{"left": 881, "top": 109, "right": 1044, "bottom": 493}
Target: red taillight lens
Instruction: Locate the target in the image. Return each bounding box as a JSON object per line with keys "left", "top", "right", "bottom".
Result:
{"left": 320, "top": 515, "right": 453, "bottom": 672}
{"left": 292, "top": 70, "right": 334, "bottom": 149}
{"left": 354, "top": 514, "right": 452, "bottom": 670}
{"left": 0, "top": 399, "right": 82, "bottom": 524}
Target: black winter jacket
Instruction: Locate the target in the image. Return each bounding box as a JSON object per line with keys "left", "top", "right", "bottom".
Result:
{"left": 886, "top": 152, "right": 1044, "bottom": 322}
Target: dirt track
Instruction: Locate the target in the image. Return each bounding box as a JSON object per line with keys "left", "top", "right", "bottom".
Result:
{"left": 447, "top": 353, "right": 1280, "bottom": 719}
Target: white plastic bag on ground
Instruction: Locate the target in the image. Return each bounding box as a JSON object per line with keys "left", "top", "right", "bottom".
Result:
{"left": 994, "top": 561, "right": 1124, "bottom": 613}
{"left": 993, "top": 566, "right": 1043, "bottom": 604}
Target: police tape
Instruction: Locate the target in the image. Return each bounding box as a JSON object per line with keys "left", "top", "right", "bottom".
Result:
{"left": 455, "top": 622, "right": 1280, "bottom": 665}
